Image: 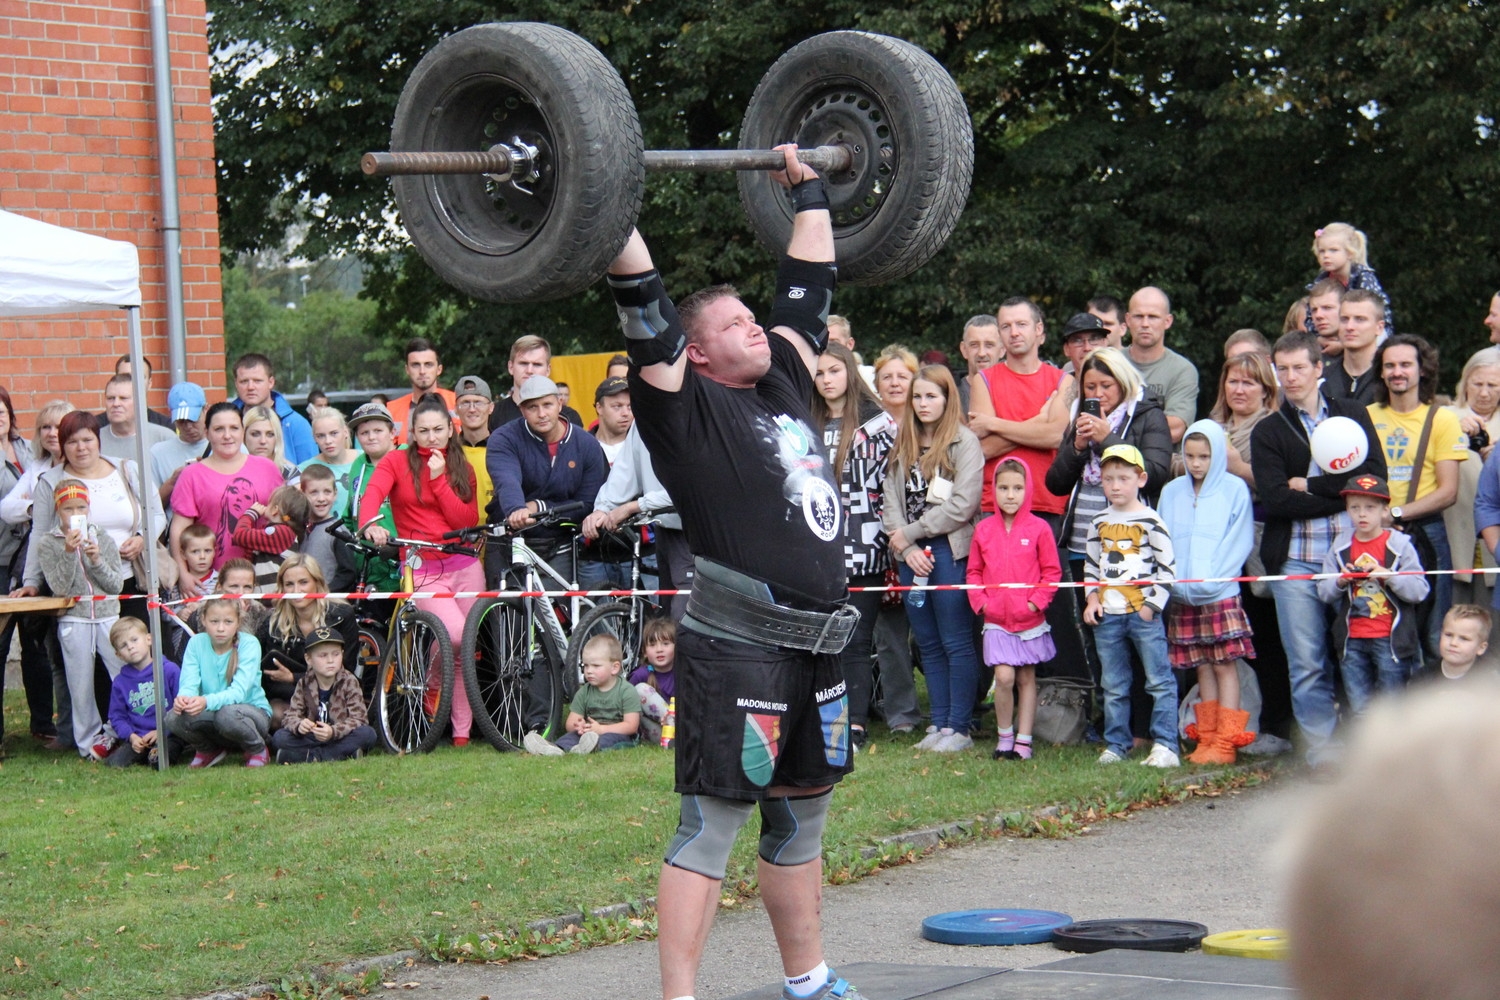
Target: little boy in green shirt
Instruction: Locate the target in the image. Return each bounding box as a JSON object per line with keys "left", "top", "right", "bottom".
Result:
{"left": 524, "top": 634, "right": 641, "bottom": 755}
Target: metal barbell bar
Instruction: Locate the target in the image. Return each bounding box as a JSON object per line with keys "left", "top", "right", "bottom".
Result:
{"left": 361, "top": 143, "right": 856, "bottom": 178}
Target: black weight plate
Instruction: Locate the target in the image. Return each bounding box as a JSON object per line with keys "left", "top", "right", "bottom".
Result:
{"left": 1051, "top": 918, "right": 1209, "bottom": 954}
{"left": 738, "top": 31, "right": 973, "bottom": 285}
{"left": 390, "top": 23, "right": 643, "bottom": 303}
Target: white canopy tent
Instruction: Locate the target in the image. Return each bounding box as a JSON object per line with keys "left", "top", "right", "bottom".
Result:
{"left": 0, "top": 209, "right": 171, "bottom": 770}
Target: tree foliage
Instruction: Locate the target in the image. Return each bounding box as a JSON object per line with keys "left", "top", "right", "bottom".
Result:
{"left": 209, "top": 0, "right": 1500, "bottom": 393}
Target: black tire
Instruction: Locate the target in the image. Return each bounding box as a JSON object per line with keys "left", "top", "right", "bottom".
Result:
{"left": 564, "top": 599, "right": 653, "bottom": 700}
{"left": 373, "top": 609, "right": 453, "bottom": 754}
{"left": 353, "top": 622, "right": 386, "bottom": 703}
{"left": 460, "top": 597, "right": 566, "bottom": 751}
{"left": 390, "top": 22, "right": 644, "bottom": 303}
{"left": 738, "top": 31, "right": 973, "bottom": 285}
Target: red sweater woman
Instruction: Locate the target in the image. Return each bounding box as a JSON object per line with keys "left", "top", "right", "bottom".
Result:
{"left": 357, "top": 397, "right": 479, "bottom": 744}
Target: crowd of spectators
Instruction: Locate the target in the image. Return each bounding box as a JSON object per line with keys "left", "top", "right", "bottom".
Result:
{"left": 5, "top": 221, "right": 1500, "bottom": 774}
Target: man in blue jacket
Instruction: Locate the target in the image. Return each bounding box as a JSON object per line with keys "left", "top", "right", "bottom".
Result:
{"left": 485, "top": 375, "right": 606, "bottom": 582}
{"left": 230, "top": 353, "right": 317, "bottom": 464}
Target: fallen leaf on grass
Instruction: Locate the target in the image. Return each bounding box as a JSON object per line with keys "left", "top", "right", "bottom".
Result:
{"left": 172, "top": 864, "right": 197, "bottom": 872}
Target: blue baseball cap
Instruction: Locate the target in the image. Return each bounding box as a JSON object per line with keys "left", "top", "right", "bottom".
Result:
{"left": 168, "top": 382, "right": 207, "bottom": 421}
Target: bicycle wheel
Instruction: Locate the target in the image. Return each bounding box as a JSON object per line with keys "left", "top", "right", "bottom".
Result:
{"left": 373, "top": 608, "right": 454, "bottom": 754}
{"left": 353, "top": 621, "right": 387, "bottom": 703}
{"left": 565, "top": 598, "right": 654, "bottom": 698}
{"left": 460, "top": 597, "right": 566, "bottom": 751}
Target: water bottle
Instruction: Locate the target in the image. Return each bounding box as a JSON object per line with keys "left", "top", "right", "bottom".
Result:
{"left": 909, "top": 547, "right": 933, "bottom": 608}
{"left": 660, "top": 697, "right": 676, "bottom": 748}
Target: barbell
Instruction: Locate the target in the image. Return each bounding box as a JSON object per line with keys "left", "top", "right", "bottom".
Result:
{"left": 370, "top": 23, "right": 974, "bottom": 304}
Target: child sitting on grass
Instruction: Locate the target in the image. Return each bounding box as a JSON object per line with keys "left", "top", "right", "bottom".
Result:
{"left": 167, "top": 596, "right": 273, "bottom": 767}
{"left": 105, "top": 617, "right": 185, "bottom": 768}
{"left": 232, "top": 484, "right": 312, "bottom": 591}
{"left": 268, "top": 626, "right": 376, "bottom": 763}
{"left": 628, "top": 615, "right": 677, "bottom": 742}
{"left": 524, "top": 634, "right": 640, "bottom": 755}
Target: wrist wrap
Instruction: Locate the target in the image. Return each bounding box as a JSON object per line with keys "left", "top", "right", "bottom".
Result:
{"left": 608, "top": 269, "right": 686, "bottom": 368}
{"left": 788, "top": 176, "right": 830, "bottom": 213}
{"left": 767, "top": 255, "right": 837, "bottom": 353}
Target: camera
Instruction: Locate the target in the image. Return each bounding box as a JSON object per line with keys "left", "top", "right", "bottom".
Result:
{"left": 68, "top": 514, "right": 88, "bottom": 534}
{"left": 1080, "top": 398, "right": 1102, "bottom": 418}
{"left": 1471, "top": 427, "right": 1490, "bottom": 453}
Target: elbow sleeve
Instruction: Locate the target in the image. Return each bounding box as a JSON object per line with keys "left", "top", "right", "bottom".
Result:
{"left": 609, "top": 269, "right": 686, "bottom": 368}
{"left": 767, "top": 256, "right": 836, "bottom": 353}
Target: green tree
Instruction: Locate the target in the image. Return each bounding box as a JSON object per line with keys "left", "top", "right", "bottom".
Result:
{"left": 210, "top": 0, "right": 1500, "bottom": 393}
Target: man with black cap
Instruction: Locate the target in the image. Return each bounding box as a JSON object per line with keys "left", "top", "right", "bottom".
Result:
{"left": 1059, "top": 311, "right": 1111, "bottom": 379}
{"left": 591, "top": 376, "right": 634, "bottom": 464}
{"left": 485, "top": 374, "right": 606, "bottom": 580}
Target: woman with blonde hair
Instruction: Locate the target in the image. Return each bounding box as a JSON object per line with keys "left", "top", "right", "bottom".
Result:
{"left": 873, "top": 344, "right": 919, "bottom": 422}
{"left": 883, "top": 364, "right": 984, "bottom": 752}
{"left": 256, "top": 553, "right": 357, "bottom": 728}
{"left": 243, "top": 405, "right": 300, "bottom": 484}
{"left": 1447, "top": 347, "right": 1500, "bottom": 608}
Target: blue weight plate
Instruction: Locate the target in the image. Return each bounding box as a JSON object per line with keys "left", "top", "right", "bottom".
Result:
{"left": 921, "top": 908, "right": 1074, "bottom": 946}
{"left": 1051, "top": 918, "right": 1209, "bottom": 953}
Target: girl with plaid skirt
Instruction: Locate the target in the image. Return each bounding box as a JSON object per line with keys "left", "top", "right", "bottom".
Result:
{"left": 1158, "top": 420, "right": 1257, "bottom": 764}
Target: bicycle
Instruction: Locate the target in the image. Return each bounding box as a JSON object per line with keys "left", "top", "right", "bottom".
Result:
{"left": 332, "top": 530, "right": 400, "bottom": 701}
{"left": 446, "top": 502, "right": 594, "bottom": 751}
{"left": 563, "top": 509, "right": 670, "bottom": 699}
{"left": 332, "top": 525, "right": 473, "bottom": 754}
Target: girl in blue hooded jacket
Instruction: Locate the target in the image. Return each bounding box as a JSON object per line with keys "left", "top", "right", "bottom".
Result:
{"left": 1158, "top": 420, "right": 1257, "bottom": 764}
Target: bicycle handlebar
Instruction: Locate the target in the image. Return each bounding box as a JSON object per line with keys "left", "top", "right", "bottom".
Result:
{"left": 335, "top": 522, "right": 474, "bottom": 559}
{"left": 442, "top": 500, "right": 591, "bottom": 542}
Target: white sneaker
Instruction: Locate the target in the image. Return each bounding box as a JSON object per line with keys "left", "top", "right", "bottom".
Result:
{"left": 1097, "top": 748, "right": 1125, "bottom": 765}
{"left": 570, "top": 731, "right": 600, "bottom": 755}
{"left": 1142, "top": 743, "right": 1181, "bottom": 768}
{"left": 933, "top": 732, "right": 974, "bottom": 753}
{"left": 523, "top": 731, "right": 565, "bottom": 756}
{"left": 913, "top": 726, "right": 944, "bottom": 751}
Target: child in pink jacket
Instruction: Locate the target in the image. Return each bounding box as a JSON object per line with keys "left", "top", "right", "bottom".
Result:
{"left": 966, "top": 458, "right": 1062, "bottom": 760}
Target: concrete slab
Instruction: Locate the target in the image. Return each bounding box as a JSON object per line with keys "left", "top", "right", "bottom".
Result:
{"left": 726, "top": 955, "right": 1291, "bottom": 1000}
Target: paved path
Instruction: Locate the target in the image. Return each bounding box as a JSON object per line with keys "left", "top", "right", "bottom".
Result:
{"left": 360, "top": 774, "right": 1311, "bottom": 1000}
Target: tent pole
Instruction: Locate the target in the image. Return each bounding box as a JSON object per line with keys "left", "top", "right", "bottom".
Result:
{"left": 128, "top": 307, "right": 170, "bottom": 773}
{"left": 148, "top": 0, "right": 187, "bottom": 384}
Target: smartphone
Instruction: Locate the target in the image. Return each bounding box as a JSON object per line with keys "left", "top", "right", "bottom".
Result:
{"left": 68, "top": 514, "right": 88, "bottom": 534}
{"left": 1080, "top": 398, "right": 1102, "bottom": 418}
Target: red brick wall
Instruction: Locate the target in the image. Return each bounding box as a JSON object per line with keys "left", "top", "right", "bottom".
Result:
{"left": 0, "top": 0, "right": 225, "bottom": 428}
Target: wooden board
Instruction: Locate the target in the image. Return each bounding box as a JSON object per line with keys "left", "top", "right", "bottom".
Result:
{"left": 0, "top": 596, "right": 76, "bottom": 614}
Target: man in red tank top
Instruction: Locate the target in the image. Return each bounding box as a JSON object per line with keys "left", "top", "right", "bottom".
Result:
{"left": 968, "top": 297, "right": 1073, "bottom": 517}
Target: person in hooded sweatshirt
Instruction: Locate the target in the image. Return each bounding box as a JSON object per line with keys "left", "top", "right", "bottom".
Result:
{"left": 1159, "top": 420, "right": 1257, "bottom": 764}
{"left": 966, "top": 458, "right": 1062, "bottom": 760}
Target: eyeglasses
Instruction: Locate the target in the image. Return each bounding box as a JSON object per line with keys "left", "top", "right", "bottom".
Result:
{"left": 455, "top": 400, "right": 490, "bottom": 409}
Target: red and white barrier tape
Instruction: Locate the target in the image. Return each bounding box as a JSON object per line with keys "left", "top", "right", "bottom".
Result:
{"left": 49, "top": 565, "right": 1498, "bottom": 605}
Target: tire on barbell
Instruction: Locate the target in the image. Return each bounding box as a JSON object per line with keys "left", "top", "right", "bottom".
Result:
{"left": 737, "top": 31, "right": 973, "bottom": 285}
{"left": 391, "top": 22, "right": 644, "bottom": 302}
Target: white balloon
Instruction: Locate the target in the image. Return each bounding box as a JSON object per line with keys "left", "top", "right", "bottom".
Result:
{"left": 1310, "top": 415, "right": 1369, "bottom": 474}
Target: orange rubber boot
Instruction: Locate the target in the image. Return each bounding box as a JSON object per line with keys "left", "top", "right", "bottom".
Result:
{"left": 1185, "top": 699, "right": 1218, "bottom": 754}
{"left": 1187, "top": 700, "right": 1228, "bottom": 764}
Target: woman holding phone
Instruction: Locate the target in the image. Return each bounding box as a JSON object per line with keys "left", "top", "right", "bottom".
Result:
{"left": 1045, "top": 347, "right": 1171, "bottom": 704}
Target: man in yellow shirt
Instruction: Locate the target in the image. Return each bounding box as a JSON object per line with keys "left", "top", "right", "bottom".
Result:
{"left": 454, "top": 375, "right": 496, "bottom": 519}
{"left": 1366, "top": 334, "right": 1469, "bottom": 661}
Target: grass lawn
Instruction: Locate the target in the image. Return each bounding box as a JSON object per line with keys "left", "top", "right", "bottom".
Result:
{"left": 0, "top": 701, "right": 1241, "bottom": 1000}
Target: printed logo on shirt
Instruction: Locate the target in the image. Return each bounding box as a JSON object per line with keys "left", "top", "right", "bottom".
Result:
{"left": 773, "top": 414, "right": 811, "bottom": 457}
{"left": 820, "top": 696, "right": 849, "bottom": 767}
{"left": 803, "top": 478, "right": 840, "bottom": 542}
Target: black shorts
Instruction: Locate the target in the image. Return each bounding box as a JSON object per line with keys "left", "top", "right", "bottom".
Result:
{"left": 674, "top": 627, "right": 854, "bottom": 800}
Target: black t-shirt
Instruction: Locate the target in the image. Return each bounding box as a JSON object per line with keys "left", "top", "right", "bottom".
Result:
{"left": 630, "top": 334, "right": 846, "bottom": 606}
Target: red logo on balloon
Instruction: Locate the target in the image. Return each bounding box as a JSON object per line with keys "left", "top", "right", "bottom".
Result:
{"left": 1327, "top": 451, "right": 1359, "bottom": 471}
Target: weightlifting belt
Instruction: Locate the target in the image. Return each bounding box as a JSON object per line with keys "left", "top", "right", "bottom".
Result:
{"left": 683, "top": 557, "right": 859, "bottom": 655}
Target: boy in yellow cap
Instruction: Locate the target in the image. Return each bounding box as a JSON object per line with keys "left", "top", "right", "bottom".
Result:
{"left": 1083, "top": 444, "right": 1180, "bottom": 767}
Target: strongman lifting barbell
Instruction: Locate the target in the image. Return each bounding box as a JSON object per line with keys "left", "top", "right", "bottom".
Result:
{"left": 364, "top": 22, "right": 974, "bottom": 303}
